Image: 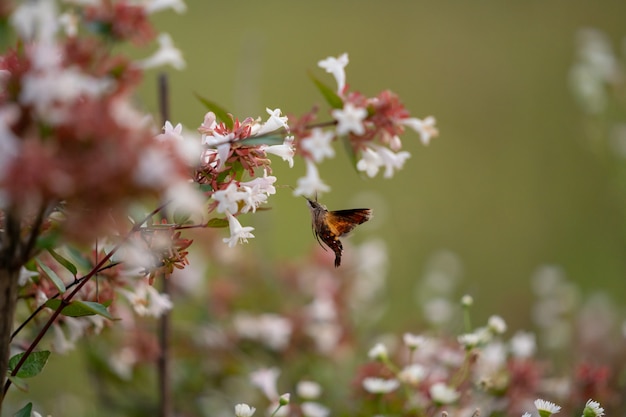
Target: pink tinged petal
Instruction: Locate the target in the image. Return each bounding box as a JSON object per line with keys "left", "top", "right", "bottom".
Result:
{"left": 223, "top": 211, "right": 255, "bottom": 247}
{"left": 138, "top": 33, "right": 186, "bottom": 70}
{"left": 317, "top": 53, "right": 349, "bottom": 94}
{"left": 293, "top": 159, "right": 330, "bottom": 197}
{"left": 332, "top": 103, "right": 367, "bottom": 136}
{"left": 255, "top": 108, "right": 289, "bottom": 136}
{"left": 356, "top": 147, "right": 383, "bottom": 178}
{"left": 301, "top": 128, "right": 335, "bottom": 162}
{"left": 402, "top": 116, "right": 439, "bottom": 145}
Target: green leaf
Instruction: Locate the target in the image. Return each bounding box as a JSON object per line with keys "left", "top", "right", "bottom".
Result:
{"left": 12, "top": 401, "right": 32, "bottom": 416}
{"left": 45, "top": 300, "right": 116, "bottom": 320}
{"left": 207, "top": 218, "right": 229, "bottom": 228}
{"left": 199, "top": 183, "right": 213, "bottom": 193}
{"left": 308, "top": 71, "right": 344, "bottom": 109}
{"left": 35, "top": 230, "right": 60, "bottom": 250}
{"left": 239, "top": 134, "right": 285, "bottom": 147}
{"left": 194, "top": 93, "right": 233, "bottom": 130}
{"left": 341, "top": 135, "right": 359, "bottom": 173}
{"left": 8, "top": 351, "right": 51, "bottom": 378}
{"left": 35, "top": 258, "right": 66, "bottom": 293}
{"left": 47, "top": 248, "right": 78, "bottom": 277}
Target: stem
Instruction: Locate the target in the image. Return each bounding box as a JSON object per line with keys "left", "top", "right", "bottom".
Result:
{"left": 157, "top": 72, "right": 173, "bottom": 417}
{"left": 3, "top": 205, "right": 167, "bottom": 398}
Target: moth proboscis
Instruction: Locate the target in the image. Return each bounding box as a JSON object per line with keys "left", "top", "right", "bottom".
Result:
{"left": 306, "top": 197, "right": 372, "bottom": 267}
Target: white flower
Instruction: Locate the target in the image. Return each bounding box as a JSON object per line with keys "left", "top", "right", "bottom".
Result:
{"left": 367, "top": 342, "right": 388, "bottom": 361}
{"left": 534, "top": 399, "right": 561, "bottom": 416}
{"left": 372, "top": 145, "right": 410, "bottom": 178}
{"left": 18, "top": 267, "right": 38, "bottom": 286}
{"left": 583, "top": 399, "right": 605, "bottom": 417}
{"left": 362, "top": 377, "right": 400, "bottom": 394}
{"left": 461, "top": 294, "right": 474, "bottom": 306}
{"left": 402, "top": 116, "right": 439, "bottom": 145}
{"left": 263, "top": 135, "right": 295, "bottom": 167}
{"left": 119, "top": 282, "right": 173, "bottom": 317}
{"left": 297, "top": 380, "right": 322, "bottom": 400}
{"left": 108, "top": 346, "right": 137, "bottom": 380}
{"left": 239, "top": 185, "right": 268, "bottom": 214}
{"left": 301, "top": 128, "right": 335, "bottom": 162}
{"left": 487, "top": 315, "right": 507, "bottom": 335}
{"left": 429, "top": 382, "right": 460, "bottom": 404}
{"left": 255, "top": 107, "right": 289, "bottom": 136}
{"left": 403, "top": 333, "right": 426, "bottom": 350}
{"left": 145, "top": 0, "right": 187, "bottom": 14}
{"left": 332, "top": 103, "right": 367, "bottom": 136}
{"left": 250, "top": 367, "right": 280, "bottom": 401}
{"left": 356, "top": 147, "right": 383, "bottom": 178}
{"left": 213, "top": 183, "right": 246, "bottom": 214}
{"left": 138, "top": 33, "right": 185, "bottom": 70}
{"left": 318, "top": 53, "right": 349, "bottom": 94}
{"left": 522, "top": 413, "right": 532, "bottom": 417}
{"left": 10, "top": 0, "right": 59, "bottom": 40}
{"left": 293, "top": 159, "right": 330, "bottom": 197}
{"left": 301, "top": 401, "right": 330, "bottom": 417}
{"left": 458, "top": 332, "right": 482, "bottom": 349}
{"left": 509, "top": 331, "right": 536, "bottom": 358}
{"left": 398, "top": 364, "right": 427, "bottom": 385}
{"left": 223, "top": 211, "right": 255, "bottom": 248}
{"left": 234, "top": 403, "right": 256, "bottom": 417}
{"left": 240, "top": 171, "right": 277, "bottom": 196}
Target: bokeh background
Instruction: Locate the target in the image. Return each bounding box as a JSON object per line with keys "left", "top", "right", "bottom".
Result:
{"left": 5, "top": 1, "right": 626, "bottom": 415}
{"left": 140, "top": 0, "right": 626, "bottom": 329}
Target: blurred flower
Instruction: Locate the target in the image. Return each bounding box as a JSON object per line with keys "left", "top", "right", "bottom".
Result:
{"left": 146, "top": 0, "right": 187, "bottom": 14}
{"left": 234, "top": 403, "right": 256, "bottom": 417}
{"left": 301, "top": 401, "right": 330, "bottom": 417}
{"left": 582, "top": 399, "right": 604, "bottom": 417}
{"left": 402, "top": 116, "right": 438, "bottom": 145}
{"left": 233, "top": 312, "right": 292, "bottom": 351}
{"left": 332, "top": 103, "right": 367, "bottom": 136}
{"left": 458, "top": 332, "right": 482, "bottom": 350}
{"left": 294, "top": 159, "right": 330, "bottom": 197}
{"left": 534, "top": 399, "right": 561, "bottom": 417}
{"left": 356, "top": 147, "right": 383, "bottom": 178}
{"left": 461, "top": 294, "right": 474, "bottom": 307}
{"left": 10, "top": 0, "right": 58, "bottom": 40}
{"left": 403, "top": 333, "right": 427, "bottom": 350}
{"left": 301, "top": 128, "right": 335, "bottom": 162}
{"left": 487, "top": 315, "right": 507, "bottom": 335}
{"left": 372, "top": 145, "right": 411, "bottom": 178}
{"left": 367, "top": 342, "right": 389, "bottom": 361}
{"left": 362, "top": 377, "right": 400, "bottom": 394}
{"left": 108, "top": 346, "right": 138, "bottom": 380}
{"left": 138, "top": 33, "right": 185, "bottom": 70}
{"left": 398, "top": 364, "right": 427, "bottom": 385}
{"left": 510, "top": 331, "right": 537, "bottom": 358}
{"left": 318, "top": 53, "right": 349, "bottom": 94}
{"left": 119, "top": 281, "right": 173, "bottom": 317}
{"left": 297, "top": 380, "right": 322, "bottom": 400}
{"left": 429, "top": 382, "right": 460, "bottom": 404}
{"left": 250, "top": 367, "right": 280, "bottom": 401}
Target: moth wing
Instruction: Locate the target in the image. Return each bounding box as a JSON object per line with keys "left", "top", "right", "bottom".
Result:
{"left": 327, "top": 209, "right": 372, "bottom": 236}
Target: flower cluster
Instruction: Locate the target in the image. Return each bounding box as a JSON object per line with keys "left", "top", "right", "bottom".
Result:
{"left": 291, "top": 53, "right": 439, "bottom": 197}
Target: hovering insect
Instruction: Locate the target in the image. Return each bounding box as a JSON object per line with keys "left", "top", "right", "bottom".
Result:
{"left": 306, "top": 197, "right": 372, "bottom": 267}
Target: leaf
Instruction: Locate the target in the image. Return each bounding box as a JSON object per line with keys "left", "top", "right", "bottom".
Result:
{"left": 12, "top": 401, "right": 32, "bottom": 416}
{"left": 341, "top": 135, "right": 359, "bottom": 173}
{"left": 308, "top": 71, "right": 344, "bottom": 109}
{"left": 239, "top": 134, "right": 285, "bottom": 147}
{"left": 194, "top": 93, "right": 233, "bottom": 130}
{"left": 47, "top": 248, "right": 78, "bottom": 277}
{"left": 45, "top": 300, "right": 116, "bottom": 320}
{"left": 35, "top": 258, "right": 66, "bottom": 293}
{"left": 7, "top": 376, "right": 29, "bottom": 393}
{"left": 173, "top": 209, "right": 192, "bottom": 226}
{"left": 8, "top": 351, "right": 51, "bottom": 378}
{"left": 207, "top": 218, "right": 229, "bottom": 228}
{"left": 35, "top": 230, "right": 60, "bottom": 250}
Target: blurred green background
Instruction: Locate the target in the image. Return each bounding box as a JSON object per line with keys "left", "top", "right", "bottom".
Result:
{"left": 139, "top": 0, "right": 626, "bottom": 329}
